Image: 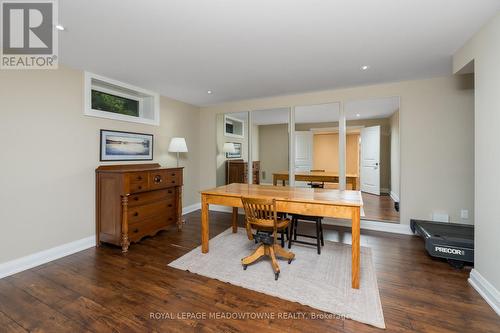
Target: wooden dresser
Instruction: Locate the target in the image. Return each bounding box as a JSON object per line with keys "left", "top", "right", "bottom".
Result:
{"left": 225, "top": 160, "right": 260, "bottom": 185}
{"left": 96, "top": 163, "right": 183, "bottom": 252}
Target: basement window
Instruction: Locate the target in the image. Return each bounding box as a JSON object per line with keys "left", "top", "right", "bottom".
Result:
{"left": 84, "top": 72, "right": 160, "bottom": 126}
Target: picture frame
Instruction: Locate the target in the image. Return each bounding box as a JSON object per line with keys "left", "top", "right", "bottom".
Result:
{"left": 226, "top": 142, "right": 242, "bottom": 159}
{"left": 100, "top": 129, "right": 154, "bottom": 161}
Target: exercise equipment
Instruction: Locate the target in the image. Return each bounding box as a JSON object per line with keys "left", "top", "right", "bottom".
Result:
{"left": 410, "top": 219, "right": 474, "bottom": 269}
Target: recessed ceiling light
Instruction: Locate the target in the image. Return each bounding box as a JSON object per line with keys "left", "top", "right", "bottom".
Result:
{"left": 360, "top": 65, "right": 370, "bottom": 71}
{"left": 55, "top": 24, "right": 65, "bottom": 31}
{"left": 356, "top": 113, "right": 361, "bottom": 117}
{"left": 207, "top": 90, "right": 212, "bottom": 94}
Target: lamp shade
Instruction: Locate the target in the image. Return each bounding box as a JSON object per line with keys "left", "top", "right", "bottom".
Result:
{"left": 222, "top": 142, "right": 236, "bottom": 153}
{"left": 168, "top": 137, "right": 188, "bottom": 152}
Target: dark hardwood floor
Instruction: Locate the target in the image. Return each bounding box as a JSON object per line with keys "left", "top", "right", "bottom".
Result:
{"left": 0, "top": 210, "right": 498, "bottom": 333}
{"left": 361, "top": 193, "right": 400, "bottom": 223}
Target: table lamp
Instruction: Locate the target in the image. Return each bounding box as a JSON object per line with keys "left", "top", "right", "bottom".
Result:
{"left": 168, "top": 137, "right": 188, "bottom": 167}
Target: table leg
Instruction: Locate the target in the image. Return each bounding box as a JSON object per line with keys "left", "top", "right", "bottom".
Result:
{"left": 352, "top": 206, "right": 360, "bottom": 289}
{"left": 232, "top": 207, "right": 238, "bottom": 233}
{"left": 282, "top": 179, "right": 286, "bottom": 186}
{"left": 273, "top": 176, "right": 277, "bottom": 186}
{"left": 201, "top": 194, "right": 209, "bottom": 253}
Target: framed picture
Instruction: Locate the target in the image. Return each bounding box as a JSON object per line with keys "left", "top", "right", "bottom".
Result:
{"left": 226, "top": 142, "right": 242, "bottom": 159}
{"left": 100, "top": 130, "right": 154, "bottom": 161}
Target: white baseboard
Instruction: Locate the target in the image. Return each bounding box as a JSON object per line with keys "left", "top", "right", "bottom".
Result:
{"left": 323, "top": 218, "right": 414, "bottom": 235}
{"left": 182, "top": 202, "right": 201, "bottom": 215}
{"left": 0, "top": 236, "right": 95, "bottom": 279}
{"left": 390, "top": 191, "right": 400, "bottom": 203}
{"left": 209, "top": 205, "right": 245, "bottom": 214}
{"left": 184, "top": 203, "right": 245, "bottom": 215}
{"left": 469, "top": 269, "right": 500, "bottom": 316}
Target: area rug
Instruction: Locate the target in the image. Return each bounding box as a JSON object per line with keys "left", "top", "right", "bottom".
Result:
{"left": 168, "top": 228, "right": 385, "bottom": 328}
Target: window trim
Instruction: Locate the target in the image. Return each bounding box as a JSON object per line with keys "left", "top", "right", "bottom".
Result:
{"left": 84, "top": 71, "right": 160, "bottom": 126}
{"left": 224, "top": 114, "right": 245, "bottom": 138}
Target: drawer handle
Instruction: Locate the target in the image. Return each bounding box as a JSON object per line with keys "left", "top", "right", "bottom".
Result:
{"left": 137, "top": 176, "right": 143, "bottom": 180}
{"left": 171, "top": 173, "right": 176, "bottom": 176}
{"left": 138, "top": 185, "right": 142, "bottom": 190}
{"left": 133, "top": 212, "right": 139, "bottom": 217}
{"left": 133, "top": 197, "right": 139, "bottom": 201}
{"left": 133, "top": 228, "right": 139, "bottom": 233}
{"left": 171, "top": 180, "right": 175, "bottom": 184}
{"left": 154, "top": 175, "right": 163, "bottom": 184}
{"left": 168, "top": 204, "right": 173, "bottom": 207}
{"left": 168, "top": 190, "right": 173, "bottom": 194}
{"left": 168, "top": 217, "right": 173, "bottom": 221}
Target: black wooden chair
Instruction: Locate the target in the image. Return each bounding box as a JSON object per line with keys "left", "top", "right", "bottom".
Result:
{"left": 288, "top": 214, "right": 324, "bottom": 254}
{"left": 308, "top": 169, "right": 326, "bottom": 188}
{"left": 289, "top": 170, "right": 326, "bottom": 254}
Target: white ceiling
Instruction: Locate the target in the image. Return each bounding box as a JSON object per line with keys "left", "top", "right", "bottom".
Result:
{"left": 58, "top": 0, "right": 500, "bottom": 106}
{"left": 228, "top": 97, "right": 398, "bottom": 124}
{"left": 345, "top": 97, "right": 399, "bottom": 120}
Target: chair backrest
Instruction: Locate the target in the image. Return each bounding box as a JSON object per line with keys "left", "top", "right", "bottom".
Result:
{"left": 241, "top": 196, "right": 278, "bottom": 239}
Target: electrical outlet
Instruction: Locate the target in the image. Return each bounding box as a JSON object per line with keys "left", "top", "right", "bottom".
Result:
{"left": 461, "top": 209, "right": 469, "bottom": 219}
{"left": 432, "top": 212, "right": 449, "bottom": 223}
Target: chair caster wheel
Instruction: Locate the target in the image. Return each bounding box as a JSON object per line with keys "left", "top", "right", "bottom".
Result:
{"left": 275, "top": 272, "right": 280, "bottom": 280}
{"left": 243, "top": 264, "right": 248, "bottom": 270}
{"left": 288, "top": 258, "right": 293, "bottom": 264}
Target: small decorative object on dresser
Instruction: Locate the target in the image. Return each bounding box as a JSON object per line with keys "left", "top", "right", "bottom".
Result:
{"left": 96, "top": 163, "right": 183, "bottom": 252}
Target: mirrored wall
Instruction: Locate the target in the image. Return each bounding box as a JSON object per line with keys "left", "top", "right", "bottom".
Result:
{"left": 250, "top": 108, "right": 289, "bottom": 186}
{"left": 345, "top": 97, "right": 400, "bottom": 222}
{"left": 216, "top": 111, "right": 249, "bottom": 187}
{"left": 294, "top": 103, "right": 341, "bottom": 188}
{"left": 214, "top": 97, "right": 401, "bottom": 223}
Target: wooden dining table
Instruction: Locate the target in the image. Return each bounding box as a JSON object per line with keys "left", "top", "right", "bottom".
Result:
{"left": 200, "top": 183, "right": 364, "bottom": 289}
{"left": 273, "top": 170, "right": 359, "bottom": 190}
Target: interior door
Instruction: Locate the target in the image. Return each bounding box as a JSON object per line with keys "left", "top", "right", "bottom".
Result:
{"left": 294, "top": 131, "right": 313, "bottom": 187}
{"left": 360, "top": 126, "right": 380, "bottom": 195}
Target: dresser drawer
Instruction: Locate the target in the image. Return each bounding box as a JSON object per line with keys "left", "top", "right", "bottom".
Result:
{"left": 128, "top": 189, "right": 175, "bottom": 207}
{"left": 165, "top": 170, "right": 182, "bottom": 186}
{"left": 128, "top": 199, "right": 175, "bottom": 224}
{"left": 127, "top": 172, "right": 149, "bottom": 193}
{"left": 128, "top": 214, "right": 176, "bottom": 242}
{"left": 148, "top": 169, "right": 182, "bottom": 189}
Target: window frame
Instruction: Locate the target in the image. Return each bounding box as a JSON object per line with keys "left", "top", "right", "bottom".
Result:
{"left": 224, "top": 114, "right": 245, "bottom": 138}
{"left": 84, "top": 72, "right": 160, "bottom": 126}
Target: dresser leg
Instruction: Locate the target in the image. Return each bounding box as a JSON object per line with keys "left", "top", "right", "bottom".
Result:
{"left": 121, "top": 234, "right": 130, "bottom": 253}
{"left": 177, "top": 217, "right": 185, "bottom": 231}
{"left": 177, "top": 186, "right": 184, "bottom": 231}
{"left": 121, "top": 195, "right": 130, "bottom": 253}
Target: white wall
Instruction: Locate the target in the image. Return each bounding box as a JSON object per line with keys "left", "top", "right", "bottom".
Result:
{"left": 200, "top": 76, "right": 474, "bottom": 226}
{"left": 454, "top": 13, "right": 500, "bottom": 298}
{"left": 0, "top": 66, "right": 200, "bottom": 264}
